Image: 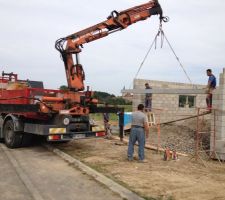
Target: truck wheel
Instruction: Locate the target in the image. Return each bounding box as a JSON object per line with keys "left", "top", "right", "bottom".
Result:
{"left": 4, "top": 120, "right": 22, "bottom": 148}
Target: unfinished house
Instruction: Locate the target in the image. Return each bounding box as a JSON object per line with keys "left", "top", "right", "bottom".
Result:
{"left": 129, "top": 79, "right": 207, "bottom": 123}
{"left": 122, "top": 69, "right": 225, "bottom": 160}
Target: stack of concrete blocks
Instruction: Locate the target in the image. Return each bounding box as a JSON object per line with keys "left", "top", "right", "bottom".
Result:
{"left": 211, "top": 69, "right": 225, "bottom": 160}
{"left": 133, "top": 79, "right": 207, "bottom": 123}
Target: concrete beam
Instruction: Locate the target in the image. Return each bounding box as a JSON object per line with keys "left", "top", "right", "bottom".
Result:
{"left": 121, "top": 88, "right": 206, "bottom": 94}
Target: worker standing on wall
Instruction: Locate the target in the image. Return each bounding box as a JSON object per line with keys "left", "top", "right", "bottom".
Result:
{"left": 145, "top": 83, "right": 152, "bottom": 111}
{"left": 127, "top": 104, "right": 149, "bottom": 162}
{"left": 206, "top": 69, "right": 216, "bottom": 109}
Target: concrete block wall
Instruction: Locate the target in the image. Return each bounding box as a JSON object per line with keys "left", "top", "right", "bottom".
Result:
{"left": 211, "top": 68, "right": 225, "bottom": 160}
{"left": 133, "top": 79, "right": 206, "bottom": 123}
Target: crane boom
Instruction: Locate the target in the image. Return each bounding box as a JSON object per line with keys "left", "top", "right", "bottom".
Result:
{"left": 55, "top": 0, "right": 165, "bottom": 91}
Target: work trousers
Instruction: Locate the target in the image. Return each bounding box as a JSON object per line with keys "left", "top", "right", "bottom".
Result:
{"left": 104, "top": 122, "right": 111, "bottom": 137}
{"left": 206, "top": 93, "right": 213, "bottom": 108}
{"left": 145, "top": 97, "right": 152, "bottom": 111}
{"left": 127, "top": 127, "right": 145, "bottom": 160}
{"left": 206, "top": 88, "right": 215, "bottom": 108}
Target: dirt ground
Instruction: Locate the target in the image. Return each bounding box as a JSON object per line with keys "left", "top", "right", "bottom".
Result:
{"left": 54, "top": 127, "right": 225, "bottom": 200}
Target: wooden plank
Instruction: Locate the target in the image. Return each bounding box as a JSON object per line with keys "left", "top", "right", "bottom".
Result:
{"left": 112, "top": 136, "right": 188, "bottom": 157}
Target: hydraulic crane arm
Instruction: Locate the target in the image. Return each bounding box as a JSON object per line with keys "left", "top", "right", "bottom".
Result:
{"left": 55, "top": 0, "right": 166, "bottom": 91}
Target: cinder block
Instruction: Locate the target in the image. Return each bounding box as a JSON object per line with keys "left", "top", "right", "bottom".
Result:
{"left": 216, "top": 141, "right": 225, "bottom": 152}
{"left": 213, "top": 94, "right": 219, "bottom": 100}
{"left": 216, "top": 154, "right": 225, "bottom": 160}
{"left": 215, "top": 133, "right": 225, "bottom": 140}
{"left": 214, "top": 140, "right": 225, "bottom": 153}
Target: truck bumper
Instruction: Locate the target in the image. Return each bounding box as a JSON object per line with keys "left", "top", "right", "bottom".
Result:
{"left": 47, "top": 131, "right": 105, "bottom": 141}
{"left": 24, "top": 123, "right": 105, "bottom": 141}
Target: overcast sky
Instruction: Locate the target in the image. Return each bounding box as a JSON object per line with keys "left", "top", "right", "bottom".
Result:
{"left": 1, "top": 0, "right": 224, "bottom": 95}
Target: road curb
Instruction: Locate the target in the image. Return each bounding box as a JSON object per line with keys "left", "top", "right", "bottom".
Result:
{"left": 44, "top": 144, "right": 144, "bottom": 200}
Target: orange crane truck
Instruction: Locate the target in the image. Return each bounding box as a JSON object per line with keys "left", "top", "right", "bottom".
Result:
{"left": 0, "top": 0, "right": 164, "bottom": 148}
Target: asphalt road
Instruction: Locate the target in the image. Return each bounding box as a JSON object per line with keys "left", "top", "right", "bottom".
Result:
{"left": 0, "top": 143, "right": 122, "bottom": 200}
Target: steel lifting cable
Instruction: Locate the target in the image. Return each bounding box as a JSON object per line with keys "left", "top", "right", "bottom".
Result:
{"left": 133, "top": 26, "right": 162, "bottom": 81}
{"left": 129, "top": 26, "right": 162, "bottom": 89}
{"left": 132, "top": 23, "right": 193, "bottom": 88}
{"left": 163, "top": 33, "right": 192, "bottom": 84}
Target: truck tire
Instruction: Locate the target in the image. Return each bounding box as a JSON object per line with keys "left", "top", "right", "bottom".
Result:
{"left": 4, "top": 120, "right": 22, "bottom": 148}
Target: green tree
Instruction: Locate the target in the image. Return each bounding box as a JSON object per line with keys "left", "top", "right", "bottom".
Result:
{"left": 59, "top": 85, "right": 68, "bottom": 91}
{"left": 93, "top": 91, "right": 131, "bottom": 105}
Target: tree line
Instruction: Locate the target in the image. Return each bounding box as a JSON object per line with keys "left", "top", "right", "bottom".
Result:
{"left": 59, "top": 86, "right": 131, "bottom": 105}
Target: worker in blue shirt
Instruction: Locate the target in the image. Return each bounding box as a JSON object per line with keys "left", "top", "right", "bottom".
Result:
{"left": 206, "top": 69, "right": 216, "bottom": 109}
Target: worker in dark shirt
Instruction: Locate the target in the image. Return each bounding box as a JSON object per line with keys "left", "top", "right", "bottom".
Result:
{"left": 206, "top": 69, "right": 216, "bottom": 109}
{"left": 145, "top": 83, "right": 152, "bottom": 111}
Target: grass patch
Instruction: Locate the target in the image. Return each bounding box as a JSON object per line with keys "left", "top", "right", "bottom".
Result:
{"left": 90, "top": 104, "right": 132, "bottom": 122}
